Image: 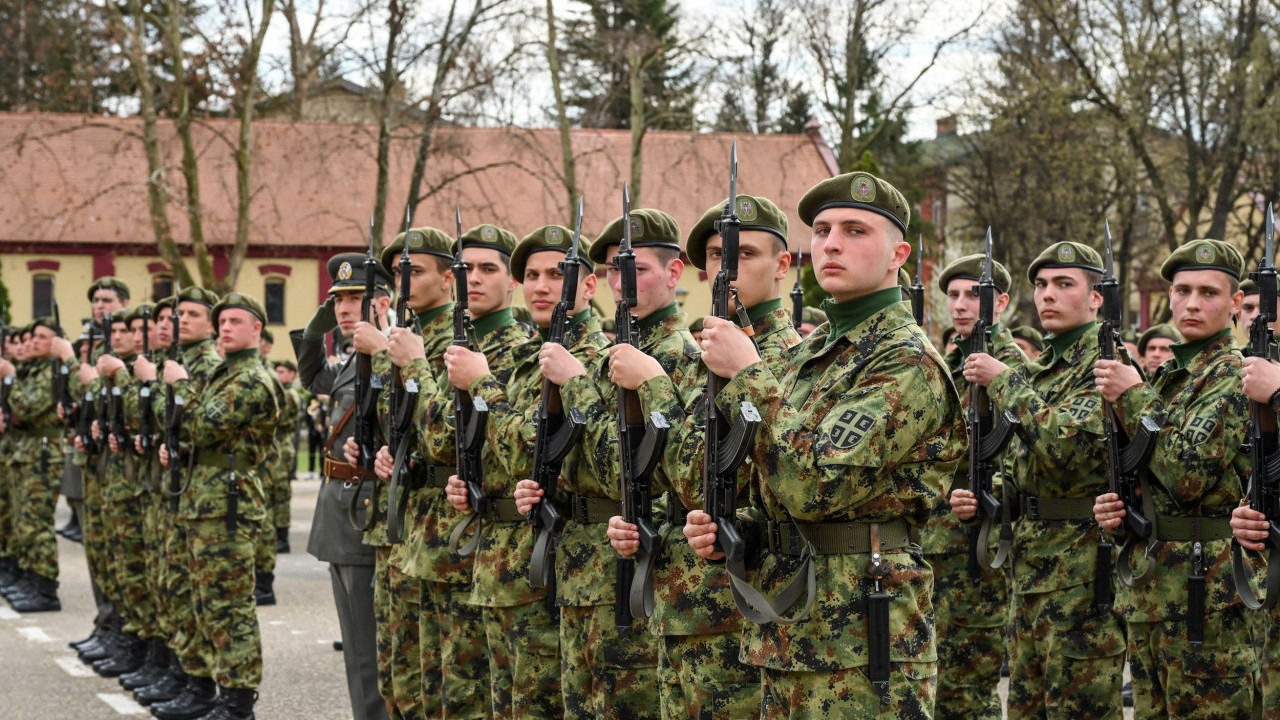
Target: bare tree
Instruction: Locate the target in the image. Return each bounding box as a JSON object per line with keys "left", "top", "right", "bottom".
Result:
{"left": 546, "top": 0, "right": 578, "bottom": 216}
{"left": 279, "top": 0, "right": 362, "bottom": 119}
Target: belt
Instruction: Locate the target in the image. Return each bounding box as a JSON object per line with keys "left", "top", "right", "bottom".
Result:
{"left": 767, "top": 518, "right": 912, "bottom": 556}
{"left": 195, "top": 449, "right": 256, "bottom": 473}
{"left": 1156, "top": 516, "right": 1233, "bottom": 542}
{"left": 322, "top": 456, "right": 359, "bottom": 482}
{"left": 1018, "top": 495, "right": 1095, "bottom": 521}
{"left": 488, "top": 498, "right": 526, "bottom": 523}
{"left": 406, "top": 464, "right": 453, "bottom": 491}
{"left": 569, "top": 495, "right": 616, "bottom": 524}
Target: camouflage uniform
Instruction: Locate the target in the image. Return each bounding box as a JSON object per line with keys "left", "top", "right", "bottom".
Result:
{"left": 715, "top": 289, "right": 962, "bottom": 719}
{"left": 987, "top": 320, "right": 1127, "bottom": 718}
{"left": 252, "top": 359, "right": 289, "bottom": 579}
{"left": 928, "top": 324, "right": 1026, "bottom": 720}
{"left": 9, "top": 356, "right": 67, "bottom": 582}
{"left": 636, "top": 299, "right": 799, "bottom": 719}
{"left": 274, "top": 378, "right": 300, "bottom": 531}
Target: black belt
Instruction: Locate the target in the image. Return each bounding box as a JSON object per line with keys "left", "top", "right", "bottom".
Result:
{"left": 767, "top": 518, "right": 912, "bottom": 556}
{"left": 195, "top": 449, "right": 256, "bottom": 473}
{"left": 1157, "top": 516, "right": 1232, "bottom": 542}
{"left": 406, "top": 464, "right": 452, "bottom": 491}
{"left": 1017, "top": 495, "right": 1095, "bottom": 521}
{"left": 488, "top": 498, "right": 526, "bottom": 523}
{"left": 569, "top": 495, "right": 616, "bottom": 524}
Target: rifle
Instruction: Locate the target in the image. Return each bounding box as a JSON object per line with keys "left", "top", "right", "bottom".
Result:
{"left": 790, "top": 246, "right": 804, "bottom": 328}
{"left": 967, "top": 228, "right": 1019, "bottom": 578}
{"left": 165, "top": 282, "right": 186, "bottom": 511}
{"left": 528, "top": 196, "right": 588, "bottom": 618}
{"left": 51, "top": 287, "right": 77, "bottom": 428}
{"left": 448, "top": 208, "right": 490, "bottom": 555}
{"left": 80, "top": 315, "right": 99, "bottom": 456}
{"left": 1234, "top": 203, "right": 1280, "bottom": 611}
{"left": 0, "top": 310, "right": 11, "bottom": 431}
{"left": 910, "top": 235, "right": 926, "bottom": 327}
{"left": 385, "top": 207, "right": 421, "bottom": 544}
{"left": 615, "top": 183, "right": 671, "bottom": 634}
{"left": 139, "top": 311, "right": 154, "bottom": 455}
{"left": 349, "top": 213, "right": 385, "bottom": 531}
{"left": 1095, "top": 220, "right": 1159, "bottom": 607}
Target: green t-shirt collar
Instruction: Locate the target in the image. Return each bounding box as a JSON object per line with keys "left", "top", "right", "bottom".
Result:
{"left": 224, "top": 347, "right": 257, "bottom": 363}
{"left": 1171, "top": 327, "right": 1231, "bottom": 370}
{"left": 954, "top": 323, "right": 1002, "bottom": 361}
{"left": 415, "top": 302, "right": 452, "bottom": 329}
{"left": 1043, "top": 321, "right": 1096, "bottom": 360}
{"left": 822, "top": 287, "right": 902, "bottom": 346}
{"left": 637, "top": 302, "right": 679, "bottom": 333}
{"left": 745, "top": 298, "right": 783, "bottom": 326}
{"left": 538, "top": 309, "right": 591, "bottom": 342}
{"left": 471, "top": 307, "right": 515, "bottom": 340}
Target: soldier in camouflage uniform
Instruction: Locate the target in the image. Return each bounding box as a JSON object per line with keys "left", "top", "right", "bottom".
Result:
{"left": 953, "top": 241, "right": 1126, "bottom": 719}
{"left": 1137, "top": 323, "right": 1179, "bottom": 377}
{"left": 606, "top": 194, "right": 801, "bottom": 719}
{"left": 272, "top": 360, "right": 300, "bottom": 553}
{"left": 685, "top": 172, "right": 965, "bottom": 719}
{"left": 0, "top": 323, "right": 23, "bottom": 596}
{"left": 927, "top": 254, "right": 1027, "bottom": 719}
{"left": 1093, "top": 239, "right": 1255, "bottom": 718}
{"left": 251, "top": 327, "right": 287, "bottom": 606}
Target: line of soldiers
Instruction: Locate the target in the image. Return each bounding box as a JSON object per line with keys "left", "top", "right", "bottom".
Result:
{"left": 0, "top": 279, "right": 301, "bottom": 720}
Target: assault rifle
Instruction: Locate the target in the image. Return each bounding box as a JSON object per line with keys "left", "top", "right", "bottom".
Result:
{"left": 967, "top": 228, "right": 1019, "bottom": 577}
{"left": 910, "top": 235, "right": 926, "bottom": 327}
{"left": 790, "top": 247, "right": 804, "bottom": 328}
{"left": 139, "top": 310, "right": 154, "bottom": 455}
{"left": 1234, "top": 203, "right": 1280, "bottom": 611}
{"left": 385, "top": 207, "right": 421, "bottom": 544}
{"left": 528, "top": 196, "right": 588, "bottom": 618}
{"left": 52, "top": 290, "right": 75, "bottom": 425}
{"left": 165, "top": 282, "right": 186, "bottom": 511}
{"left": 0, "top": 308, "right": 11, "bottom": 430}
{"left": 1095, "top": 221, "right": 1159, "bottom": 608}
{"left": 615, "top": 183, "right": 671, "bottom": 633}
{"left": 449, "top": 207, "right": 490, "bottom": 555}
{"left": 80, "top": 315, "right": 100, "bottom": 456}
{"left": 349, "top": 214, "right": 384, "bottom": 531}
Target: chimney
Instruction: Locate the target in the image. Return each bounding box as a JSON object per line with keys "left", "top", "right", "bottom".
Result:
{"left": 936, "top": 115, "right": 957, "bottom": 138}
{"left": 803, "top": 119, "right": 841, "bottom": 177}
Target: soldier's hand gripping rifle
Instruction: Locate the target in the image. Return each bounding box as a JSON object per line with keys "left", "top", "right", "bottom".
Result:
{"left": 790, "top": 246, "right": 804, "bottom": 328}
{"left": 1095, "top": 221, "right": 1159, "bottom": 607}
{"left": 910, "top": 235, "right": 926, "bottom": 327}
{"left": 80, "top": 315, "right": 100, "bottom": 455}
{"left": 447, "top": 208, "right": 490, "bottom": 556}
{"left": 615, "top": 184, "right": 671, "bottom": 635}
{"left": 967, "top": 228, "right": 1019, "bottom": 578}
{"left": 385, "top": 208, "right": 421, "bottom": 544}
{"left": 1234, "top": 203, "right": 1280, "bottom": 611}
{"left": 349, "top": 214, "right": 386, "bottom": 532}
{"left": 52, "top": 290, "right": 76, "bottom": 427}
{"left": 528, "top": 197, "right": 588, "bottom": 617}
{"left": 165, "top": 283, "right": 188, "bottom": 511}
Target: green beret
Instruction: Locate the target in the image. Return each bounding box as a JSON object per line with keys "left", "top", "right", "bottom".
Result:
{"left": 108, "top": 308, "right": 130, "bottom": 325}
{"left": 87, "top": 276, "right": 131, "bottom": 302}
{"left": 1027, "top": 242, "right": 1103, "bottom": 283}
{"left": 589, "top": 209, "right": 681, "bottom": 265}
{"left": 328, "top": 252, "right": 393, "bottom": 295}
{"left": 1010, "top": 325, "right": 1044, "bottom": 351}
{"left": 1120, "top": 329, "right": 1140, "bottom": 344}
{"left": 684, "top": 196, "right": 789, "bottom": 270}
{"left": 274, "top": 359, "right": 297, "bottom": 373}
{"left": 800, "top": 306, "right": 827, "bottom": 326}
{"left": 1159, "top": 239, "right": 1244, "bottom": 282}
{"left": 1138, "top": 323, "right": 1180, "bottom": 356}
{"left": 151, "top": 296, "right": 175, "bottom": 321}
{"left": 797, "top": 171, "right": 910, "bottom": 235}
{"left": 458, "top": 224, "right": 519, "bottom": 256}
{"left": 212, "top": 291, "right": 267, "bottom": 326}
{"left": 380, "top": 227, "right": 454, "bottom": 275}
{"left": 127, "top": 303, "right": 154, "bottom": 325}
{"left": 512, "top": 225, "right": 594, "bottom": 280}
{"left": 688, "top": 316, "right": 706, "bottom": 334}
{"left": 938, "top": 253, "right": 1013, "bottom": 295}
{"left": 260, "top": 328, "right": 274, "bottom": 344}
{"left": 31, "top": 316, "right": 63, "bottom": 338}
{"left": 177, "top": 286, "right": 220, "bottom": 309}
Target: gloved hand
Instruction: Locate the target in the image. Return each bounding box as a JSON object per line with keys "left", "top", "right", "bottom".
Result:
{"left": 304, "top": 297, "right": 337, "bottom": 340}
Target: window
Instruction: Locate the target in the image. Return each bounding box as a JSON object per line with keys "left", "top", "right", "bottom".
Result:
{"left": 33, "top": 275, "right": 52, "bottom": 317}
{"left": 264, "top": 278, "right": 285, "bottom": 324}
{"left": 152, "top": 275, "right": 173, "bottom": 302}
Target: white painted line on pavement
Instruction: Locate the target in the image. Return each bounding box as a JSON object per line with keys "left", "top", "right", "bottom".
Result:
{"left": 0, "top": 607, "right": 19, "bottom": 620}
{"left": 55, "top": 656, "right": 98, "bottom": 677}
{"left": 268, "top": 620, "right": 285, "bottom": 625}
{"left": 97, "top": 693, "right": 149, "bottom": 715}
{"left": 291, "top": 630, "right": 305, "bottom": 634}
{"left": 18, "top": 627, "right": 52, "bottom": 642}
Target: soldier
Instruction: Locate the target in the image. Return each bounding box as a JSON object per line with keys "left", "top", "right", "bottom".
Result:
{"left": 273, "top": 359, "right": 301, "bottom": 554}
{"left": 927, "top": 254, "right": 1027, "bottom": 719}
{"left": 290, "top": 253, "right": 392, "bottom": 720}
{"left": 1093, "top": 239, "right": 1254, "bottom": 717}
{"left": 606, "top": 194, "right": 800, "bottom": 718}
{"left": 952, "top": 241, "right": 1127, "bottom": 718}
{"left": 0, "top": 321, "right": 23, "bottom": 595}
{"left": 1010, "top": 325, "right": 1044, "bottom": 361}
{"left": 1137, "top": 324, "right": 1180, "bottom": 376}
{"left": 684, "top": 172, "right": 965, "bottom": 718}
{"left": 252, "top": 326, "right": 291, "bottom": 606}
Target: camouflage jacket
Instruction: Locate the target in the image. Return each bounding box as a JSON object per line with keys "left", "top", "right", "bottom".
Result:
{"left": 179, "top": 347, "right": 277, "bottom": 521}
{"left": 259, "top": 357, "right": 293, "bottom": 485}
{"left": 636, "top": 300, "right": 801, "bottom": 636}
{"left": 10, "top": 358, "right": 66, "bottom": 464}
{"left": 717, "top": 290, "right": 964, "bottom": 672}
{"left": 100, "top": 353, "right": 142, "bottom": 501}
{"left": 1112, "top": 329, "right": 1248, "bottom": 622}
{"left": 987, "top": 321, "right": 1108, "bottom": 595}
{"left": 559, "top": 304, "right": 699, "bottom": 607}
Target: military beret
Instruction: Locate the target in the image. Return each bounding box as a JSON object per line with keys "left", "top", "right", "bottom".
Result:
{"left": 30, "top": 316, "right": 63, "bottom": 338}
{"left": 1159, "top": 239, "right": 1244, "bottom": 282}
{"left": 380, "top": 227, "right": 454, "bottom": 275}
{"left": 938, "top": 253, "right": 1013, "bottom": 295}
{"left": 108, "top": 308, "right": 130, "bottom": 325}
{"left": 589, "top": 209, "right": 682, "bottom": 265}
{"left": 212, "top": 291, "right": 267, "bottom": 326}
{"left": 684, "top": 196, "right": 789, "bottom": 270}
{"left": 151, "top": 296, "right": 175, "bottom": 322}
{"left": 458, "top": 224, "right": 519, "bottom": 257}
{"left": 1138, "top": 323, "right": 1180, "bottom": 356}
{"left": 177, "top": 286, "right": 220, "bottom": 309}
{"left": 328, "top": 252, "right": 393, "bottom": 295}
{"left": 1120, "top": 329, "right": 1140, "bottom": 344}
{"left": 1010, "top": 325, "right": 1044, "bottom": 351}
{"left": 1027, "top": 242, "right": 1104, "bottom": 283}
{"left": 127, "top": 303, "right": 154, "bottom": 325}
{"left": 800, "top": 306, "right": 827, "bottom": 326}
{"left": 512, "top": 225, "right": 594, "bottom": 280}
{"left": 87, "top": 276, "right": 131, "bottom": 302}
{"left": 274, "top": 359, "right": 297, "bottom": 373}
{"left": 688, "top": 316, "right": 705, "bottom": 334}
{"left": 797, "top": 171, "right": 910, "bottom": 235}
{"left": 260, "top": 328, "right": 274, "bottom": 344}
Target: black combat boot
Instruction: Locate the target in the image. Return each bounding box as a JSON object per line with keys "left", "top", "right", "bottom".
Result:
{"left": 0, "top": 557, "right": 18, "bottom": 587}
{"left": 275, "top": 527, "right": 289, "bottom": 554}
{"left": 252, "top": 571, "right": 275, "bottom": 606}
{"left": 0, "top": 567, "right": 31, "bottom": 601}
{"left": 121, "top": 637, "right": 169, "bottom": 688}
{"left": 151, "top": 674, "right": 217, "bottom": 720}
{"left": 76, "top": 614, "right": 120, "bottom": 657}
{"left": 94, "top": 630, "right": 146, "bottom": 677}
{"left": 56, "top": 508, "right": 81, "bottom": 541}
{"left": 195, "top": 687, "right": 258, "bottom": 720}
{"left": 135, "top": 654, "right": 187, "bottom": 706}
{"left": 10, "top": 573, "right": 60, "bottom": 613}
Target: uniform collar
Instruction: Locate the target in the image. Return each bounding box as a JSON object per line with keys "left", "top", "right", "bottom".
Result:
{"left": 637, "top": 302, "right": 679, "bottom": 333}
{"left": 1043, "top": 321, "right": 1096, "bottom": 362}
{"left": 744, "top": 298, "right": 783, "bottom": 326}
{"left": 471, "top": 307, "right": 515, "bottom": 340}
{"left": 1170, "top": 327, "right": 1232, "bottom": 370}
{"left": 822, "top": 287, "right": 902, "bottom": 347}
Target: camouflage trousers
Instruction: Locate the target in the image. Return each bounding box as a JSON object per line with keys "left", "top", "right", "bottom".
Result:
{"left": 170, "top": 521, "right": 211, "bottom": 679}
{"left": 15, "top": 449, "right": 61, "bottom": 579}
{"left": 1263, "top": 614, "right": 1280, "bottom": 719}
{"left": 144, "top": 491, "right": 173, "bottom": 640}
{"left": 760, "top": 663, "right": 936, "bottom": 719}
{"left": 928, "top": 551, "right": 1008, "bottom": 720}
{"left": 422, "top": 580, "right": 490, "bottom": 719}
{"left": 108, "top": 492, "right": 153, "bottom": 638}
{"left": 1008, "top": 585, "right": 1126, "bottom": 720}
{"left": 253, "top": 510, "right": 276, "bottom": 574}
{"left": 0, "top": 467, "right": 11, "bottom": 559}
{"left": 480, "top": 602, "right": 561, "bottom": 719}
{"left": 272, "top": 466, "right": 292, "bottom": 530}
{"left": 82, "top": 464, "right": 118, "bottom": 603}
{"left": 658, "top": 631, "right": 759, "bottom": 720}
{"left": 1127, "top": 611, "right": 1257, "bottom": 719}
{"left": 560, "top": 603, "right": 660, "bottom": 719}
{"left": 373, "top": 549, "right": 426, "bottom": 720}
{"left": 186, "top": 515, "right": 262, "bottom": 689}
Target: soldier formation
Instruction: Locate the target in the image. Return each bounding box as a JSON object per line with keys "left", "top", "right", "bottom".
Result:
{"left": 3, "top": 167, "right": 1280, "bottom": 720}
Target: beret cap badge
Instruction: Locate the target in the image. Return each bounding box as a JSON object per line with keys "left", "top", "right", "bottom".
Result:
{"left": 1197, "top": 244, "right": 1215, "bottom": 263}
{"left": 547, "top": 227, "right": 560, "bottom": 241}
{"left": 482, "top": 227, "right": 497, "bottom": 241}
{"left": 738, "top": 198, "right": 757, "bottom": 221}
{"left": 851, "top": 174, "right": 877, "bottom": 202}
{"left": 408, "top": 232, "right": 424, "bottom": 249}
{"left": 1058, "top": 245, "right": 1075, "bottom": 262}
{"left": 629, "top": 219, "right": 643, "bottom": 238}
{"left": 337, "top": 262, "right": 353, "bottom": 280}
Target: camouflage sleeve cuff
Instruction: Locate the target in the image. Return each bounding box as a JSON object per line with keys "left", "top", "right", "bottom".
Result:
{"left": 400, "top": 357, "right": 432, "bottom": 385}
{"left": 560, "top": 373, "right": 600, "bottom": 413}
{"left": 638, "top": 374, "right": 680, "bottom": 419}
{"left": 986, "top": 366, "right": 1027, "bottom": 409}
{"left": 470, "top": 373, "right": 505, "bottom": 405}
{"left": 1114, "top": 382, "right": 1163, "bottom": 435}
{"left": 111, "top": 367, "right": 132, "bottom": 387}
{"left": 716, "top": 360, "right": 779, "bottom": 419}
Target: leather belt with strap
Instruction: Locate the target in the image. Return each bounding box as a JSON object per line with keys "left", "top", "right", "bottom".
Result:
{"left": 1018, "top": 495, "right": 1095, "bottom": 521}
{"left": 569, "top": 495, "right": 616, "bottom": 524}
{"left": 323, "top": 456, "right": 358, "bottom": 482}
{"left": 1156, "top": 516, "right": 1233, "bottom": 542}
{"left": 195, "top": 449, "right": 256, "bottom": 473}
{"left": 406, "top": 464, "right": 453, "bottom": 491}
{"left": 767, "top": 518, "right": 912, "bottom": 557}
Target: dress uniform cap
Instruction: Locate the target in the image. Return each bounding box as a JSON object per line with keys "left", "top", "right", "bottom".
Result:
{"left": 457, "top": 224, "right": 519, "bottom": 256}
{"left": 1027, "top": 242, "right": 1104, "bottom": 283}
{"left": 1010, "top": 325, "right": 1044, "bottom": 351}
{"left": 512, "top": 225, "right": 595, "bottom": 280}
{"left": 380, "top": 227, "right": 454, "bottom": 275}
{"left": 590, "top": 208, "right": 682, "bottom": 265}
{"left": 1137, "top": 323, "right": 1180, "bottom": 356}
{"left": 328, "top": 252, "right": 393, "bottom": 295}
{"left": 684, "top": 195, "right": 789, "bottom": 270}
{"left": 177, "top": 286, "right": 220, "bottom": 309}
{"left": 938, "top": 253, "right": 1013, "bottom": 295}
{"left": 87, "top": 276, "right": 131, "bottom": 302}
{"left": 212, "top": 292, "right": 267, "bottom": 326}
{"left": 1159, "top": 239, "right": 1244, "bottom": 282}
{"left": 797, "top": 171, "right": 910, "bottom": 235}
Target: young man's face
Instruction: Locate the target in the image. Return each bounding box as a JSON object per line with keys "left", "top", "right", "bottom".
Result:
{"left": 704, "top": 231, "right": 791, "bottom": 310}
{"left": 395, "top": 255, "right": 453, "bottom": 313}
{"left": 30, "top": 327, "right": 55, "bottom": 358}
{"left": 275, "top": 365, "right": 297, "bottom": 385}
{"left": 810, "top": 208, "right": 909, "bottom": 303}
{"left": 1032, "top": 267, "right": 1102, "bottom": 334}
{"left": 522, "top": 251, "right": 596, "bottom": 329}
{"left": 91, "top": 289, "right": 126, "bottom": 319}
{"left": 1142, "top": 337, "right": 1176, "bottom": 374}
{"left": 111, "top": 321, "right": 136, "bottom": 356}
{"left": 945, "top": 278, "right": 1010, "bottom": 339}
{"left": 460, "top": 247, "right": 517, "bottom": 320}
{"left": 155, "top": 307, "right": 173, "bottom": 347}
{"left": 1012, "top": 337, "right": 1041, "bottom": 360}
{"left": 217, "top": 308, "right": 261, "bottom": 353}
{"left": 1168, "top": 269, "right": 1242, "bottom": 342}
{"left": 604, "top": 245, "right": 683, "bottom": 321}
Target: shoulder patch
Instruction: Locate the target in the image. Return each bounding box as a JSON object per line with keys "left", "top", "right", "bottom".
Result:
{"left": 1186, "top": 416, "right": 1217, "bottom": 445}
{"left": 827, "top": 408, "right": 876, "bottom": 450}
{"left": 1065, "top": 396, "right": 1099, "bottom": 421}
